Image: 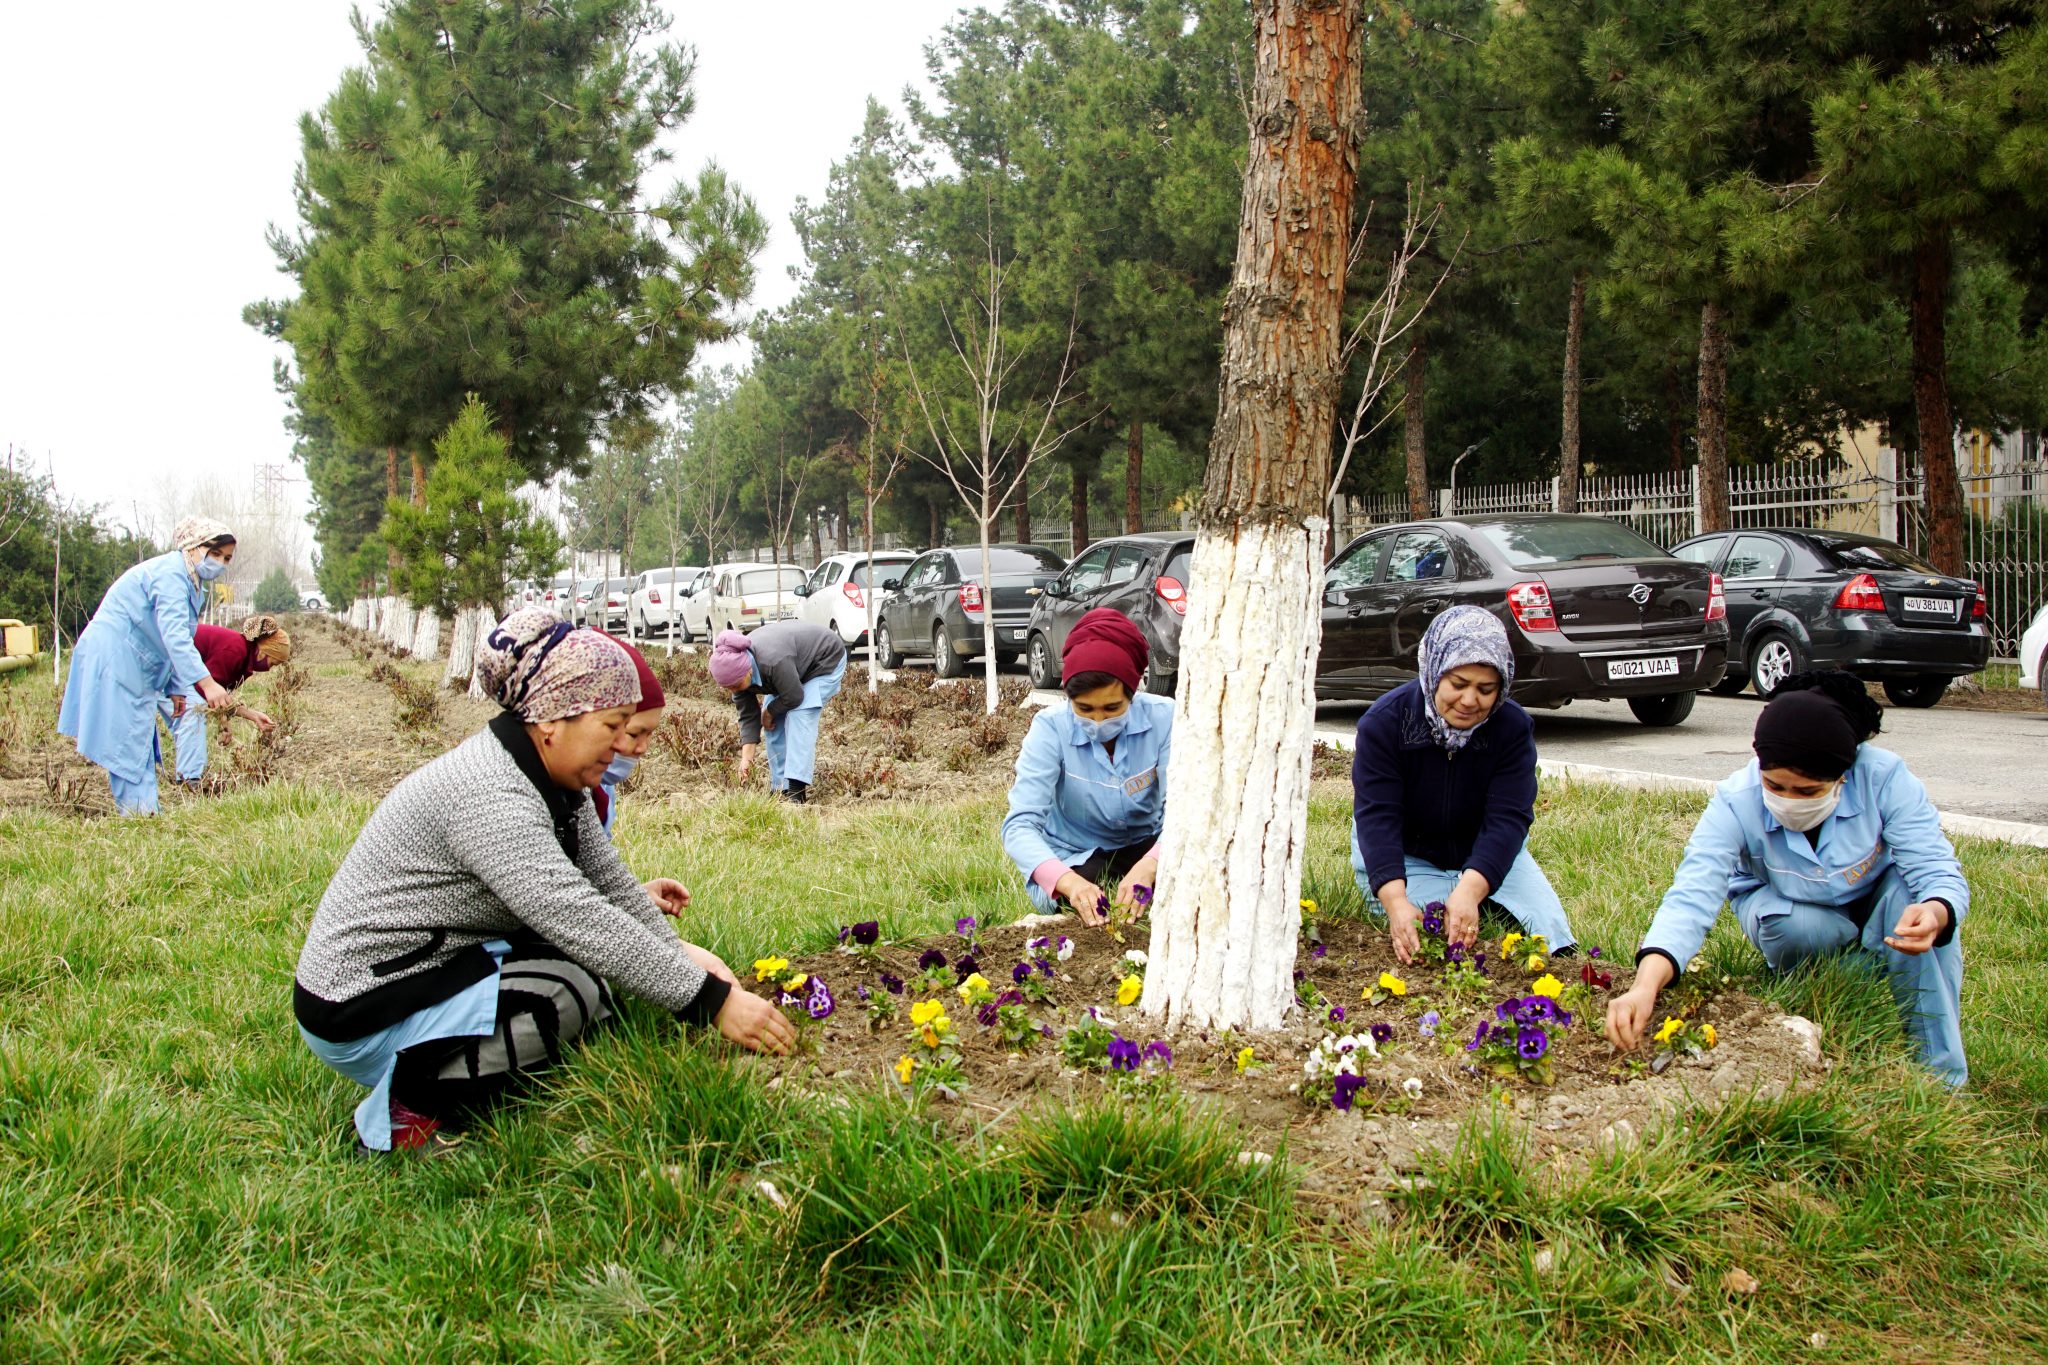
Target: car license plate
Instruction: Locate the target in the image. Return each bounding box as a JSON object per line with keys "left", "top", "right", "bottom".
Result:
{"left": 1004, "top": 629, "right": 1025, "bottom": 643}
{"left": 1607, "top": 656, "right": 1679, "bottom": 680}
{"left": 1903, "top": 595, "right": 1955, "bottom": 617}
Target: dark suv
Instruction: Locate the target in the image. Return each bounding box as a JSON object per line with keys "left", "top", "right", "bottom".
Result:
{"left": 1317, "top": 515, "right": 1729, "bottom": 726}
{"left": 1670, "top": 528, "right": 1989, "bottom": 706}
{"left": 1024, "top": 532, "right": 1193, "bottom": 694}
{"left": 874, "top": 544, "right": 1068, "bottom": 677}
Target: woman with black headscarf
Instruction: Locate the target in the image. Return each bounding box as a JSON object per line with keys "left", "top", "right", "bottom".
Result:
{"left": 1350, "top": 605, "right": 1575, "bottom": 963}
{"left": 1608, "top": 671, "right": 1969, "bottom": 1085}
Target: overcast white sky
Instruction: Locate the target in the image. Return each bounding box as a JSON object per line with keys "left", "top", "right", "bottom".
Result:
{"left": 0, "top": 0, "right": 965, "bottom": 548}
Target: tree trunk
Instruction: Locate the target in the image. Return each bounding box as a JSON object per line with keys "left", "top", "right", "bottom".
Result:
{"left": 928, "top": 498, "right": 942, "bottom": 549}
{"left": 1013, "top": 478, "right": 1031, "bottom": 544}
{"left": 1403, "top": 339, "right": 1428, "bottom": 518}
{"left": 386, "top": 447, "right": 402, "bottom": 574}
{"left": 1146, "top": 0, "right": 1361, "bottom": 1034}
{"left": 978, "top": 517, "right": 1001, "bottom": 714}
{"left": 1559, "top": 273, "right": 1584, "bottom": 514}
{"left": 1696, "top": 299, "right": 1730, "bottom": 532}
{"left": 409, "top": 452, "right": 425, "bottom": 506}
{"left": 809, "top": 508, "right": 822, "bottom": 565}
{"left": 411, "top": 608, "right": 440, "bottom": 661}
{"left": 1911, "top": 234, "right": 1963, "bottom": 574}
{"left": 1071, "top": 458, "right": 1092, "bottom": 555}
{"left": 1126, "top": 418, "right": 1144, "bottom": 532}
{"left": 1667, "top": 365, "right": 1686, "bottom": 473}
{"left": 466, "top": 606, "right": 499, "bottom": 700}
{"left": 445, "top": 605, "right": 479, "bottom": 684}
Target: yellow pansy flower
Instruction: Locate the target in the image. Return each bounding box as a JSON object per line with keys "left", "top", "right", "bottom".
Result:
{"left": 1300, "top": 898, "right": 1318, "bottom": 916}
{"left": 894, "top": 1055, "right": 915, "bottom": 1084}
{"left": 1524, "top": 953, "right": 1547, "bottom": 974}
{"left": 1654, "top": 1017, "right": 1685, "bottom": 1045}
{"left": 1530, "top": 973, "right": 1564, "bottom": 999}
{"left": 1117, "top": 975, "right": 1143, "bottom": 1006}
{"left": 752, "top": 956, "right": 789, "bottom": 982}
{"left": 1379, "top": 971, "right": 1408, "bottom": 997}
{"left": 1700, "top": 1024, "right": 1718, "bottom": 1048}
{"left": 782, "top": 973, "right": 808, "bottom": 992}
{"left": 910, "top": 999, "right": 946, "bottom": 1027}
{"left": 1501, "top": 933, "right": 1524, "bottom": 956}
{"left": 1235, "top": 1046, "right": 1256, "bottom": 1074}
{"left": 956, "top": 972, "right": 992, "bottom": 1003}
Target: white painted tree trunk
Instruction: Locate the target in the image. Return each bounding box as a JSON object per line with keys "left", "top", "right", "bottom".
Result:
{"left": 410, "top": 608, "right": 440, "bottom": 661}
{"left": 444, "top": 606, "right": 479, "bottom": 685}
{"left": 1143, "top": 521, "right": 1324, "bottom": 1032}
{"left": 348, "top": 599, "right": 367, "bottom": 630}
{"left": 467, "top": 606, "right": 498, "bottom": 700}
{"left": 977, "top": 520, "right": 1000, "bottom": 714}
{"left": 389, "top": 599, "right": 417, "bottom": 652}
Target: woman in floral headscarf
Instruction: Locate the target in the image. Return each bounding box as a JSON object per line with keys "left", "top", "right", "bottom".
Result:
{"left": 1349, "top": 605, "right": 1574, "bottom": 963}
{"left": 57, "top": 516, "right": 238, "bottom": 813}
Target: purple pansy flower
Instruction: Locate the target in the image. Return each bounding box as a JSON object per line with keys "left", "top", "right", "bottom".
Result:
{"left": 1518, "top": 1026, "right": 1548, "bottom": 1061}
{"left": 1420, "top": 901, "right": 1446, "bottom": 937}
{"left": 1040, "top": 1024, "right": 1057, "bottom": 1040}
{"left": 856, "top": 983, "right": 872, "bottom": 1002}
{"left": 1106, "top": 1035, "right": 1141, "bottom": 1072}
{"left": 918, "top": 949, "right": 947, "bottom": 972}
{"left": 953, "top": 954, "right": 979, "bottom": 980}
{"left": 955, "top": 916, "right": 978, "bottom": 938}
{"left": 1293, "top": 968, "right": 1307, "bottom": 984}
{"left": 1310, "top": 941, "right": 1328, "bottom": 960}
{"left": 1034, "top": 958, "right": 1055, "bottom": 979}
{"left": 879, "top": 972, "right": 905, "bottom": 995}
{"left": 1131, "top": 883, "right": 1154, "bottom": 907}
{"left": 1027, "top": 935, "right": 1049, "bottom": 951}
{"left": 805, "top": 977, "right": 836, "bottom": 1020}
{"left": 1142, "top": 1040, "right": 1173, "bottom": 1068}
{"left": 1418, "top": 1010, "right": 1440, "bottom": 1039}
{"left": 1446, "top": 942, "right": 1466, "bottom": 965}
{"left": 1466, "top": 1021, "right": 1491, "bottom": 1052}
{"left": 1370, "top": 1022, "right": 1394, "bottom": 1046}
{"left": 1588, "top": 946, "right": 1602, "bottom": 959}
{"left": 1013, "top": 962, "right": 1033, "bottom": 984}
{"left": 977, "top": 1001, "right": 1001, "bottom": 1027}
{"left": 837, "top": 924, "right": 850, "bottom": 945}
{"left": 1472, "top": 951, "right": 1489, "bottom": 975}
{"left": 849, "top": 921, "right": 880, "bottom": 947}
{"left": 1328, "top": 1005, "right": 1347, "bottom": 1024}
{"left": 1332, "top": 1073, "right": 1366, "bottom": 1112}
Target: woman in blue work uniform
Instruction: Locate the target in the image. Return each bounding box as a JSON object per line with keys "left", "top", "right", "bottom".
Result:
{"left": 58, "top": 516, "right": 238, "bottom": 813}
{"left": 1608, "top": 671, "right": 1969, "bottom": 1086}
{"left": 1002, "top": 608, "right": 1167, "bottom": 927}
{"left": 1351, "top": 605, "right": 1575, "bottom": 962}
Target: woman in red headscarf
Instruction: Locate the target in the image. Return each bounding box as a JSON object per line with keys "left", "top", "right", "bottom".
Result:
{"left": 1000, "top": 608, "right": 1169, "bottom": 927}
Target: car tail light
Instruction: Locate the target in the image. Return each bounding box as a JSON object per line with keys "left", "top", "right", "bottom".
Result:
{"left": 1972, "top": 581, "right": 1987, "bottom": 618}
{"left": 843, "top": 581, "right": 865, "bottom": 609}
{"left": 959, "top": 581, "right": 984, "bottom": 613}
{"left": 1505, "top": 581, "right": 1557, "bottom": 632}
{"left": 1833, "top": 573, "right": 1886, "bottom": 613}
{"left": 1155, "top": 575, "right": 1188, "bottom": 616}
{"left": 742, "top": 605, "right": 759, "bottom": 616}
{"left": 647, "top": 589, "right": 661, "bottom": 605}
{"left": 1705, "top": 573, "right": 1726, "bottom": 622}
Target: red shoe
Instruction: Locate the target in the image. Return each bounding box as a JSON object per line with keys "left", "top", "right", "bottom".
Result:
{"left": 388, "top": 1099, "right": 445, "bottom": 1151}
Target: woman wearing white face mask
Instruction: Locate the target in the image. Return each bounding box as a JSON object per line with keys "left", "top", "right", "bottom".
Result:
{"left": 57, "top": 516, "right": 239, "bottom": 814}
{"left": 591, "top": 633, "right": 665, "bottom": 837}
{"left": 1002, "top": 608, "right": 1169, "bottom": 927}
{"left": 1608, "top": 671, "right": 1970, "bottom": 1085}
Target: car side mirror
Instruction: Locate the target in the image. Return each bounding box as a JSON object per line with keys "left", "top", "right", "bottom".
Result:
{"left": 882, "top": 577, "right": 901, "bottom": 591}
{"left": 794, "top": 583, "right": 812, "bottom": 597}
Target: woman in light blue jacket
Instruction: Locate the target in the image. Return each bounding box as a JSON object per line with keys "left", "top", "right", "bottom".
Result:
{"left": 57, "top": 517, "right": 238, "bottom": 814}
{"left": 1608, "top": 672, "right": 1969, "bottom": 1085}
{"left": 1002, "top": 609, "right": 1167, "bottom": 926}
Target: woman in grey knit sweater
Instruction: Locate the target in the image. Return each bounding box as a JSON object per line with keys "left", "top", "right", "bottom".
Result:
{"left": 295, "top": 609, "right": 793, "bottom": 1154}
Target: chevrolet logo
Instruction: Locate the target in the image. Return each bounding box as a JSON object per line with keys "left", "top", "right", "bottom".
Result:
{"left": 1628, "top": 583, "right": 1652, "bottom": 605}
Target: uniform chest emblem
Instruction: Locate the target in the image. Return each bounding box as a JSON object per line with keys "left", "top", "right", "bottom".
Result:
{"left": 1841, "top": 839, "right": 1884, "bottom": 885}
{"left": 1123, "top": 768, "right": 1157, "bottom": 798}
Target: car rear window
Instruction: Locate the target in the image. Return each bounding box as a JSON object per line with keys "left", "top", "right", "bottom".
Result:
{"left": 606, "top": 578, "right": 634, "bottom": 593}
{"left": 849, "top": 559, "right": 914, "bottom": 587}
{"left": 1812, "top": 538, "right": 1938, "bottom": 573}
{"left": 1471, "top": 520, "right": 1669, "bottom": 568}
{"left": 1162, "top": 545, "right": 1193, "bottom": 583}
{"left": 737, "top": 569, "right": 808, "bottom": 595}
{"left": 976, "top": 547, "right": 1066, "bottom": 573}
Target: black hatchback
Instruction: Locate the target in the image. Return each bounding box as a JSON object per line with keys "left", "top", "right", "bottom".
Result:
{"left": 1023, "top": 532, "right": 1194, "bottom": 694}
{"left": 1669, "top": 528, "right": 1989, "bottom": 706}
{"left": 874, "top": 543, "right": 1068, "bottom": 677}
{"left": 1316, "top": 515, "right": 1730, "bottom": 726}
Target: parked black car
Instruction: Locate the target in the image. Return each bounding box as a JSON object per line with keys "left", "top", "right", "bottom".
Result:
{"left": 874, "top": 544, "right": 1069, "bottom": 677}
{"left": 1316, "top": 515, "right": 1729, "bottom": 726}
{"left": 1669, "top": 528, "right": 1989, "bottom": 707}
{"left": 1024, "top": 532, "right": 1194, "bottom": 694}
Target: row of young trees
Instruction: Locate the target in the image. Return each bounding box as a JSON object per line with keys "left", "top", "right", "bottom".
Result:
{"left": 575, "top": 0, "right": 2048, "bottom": 587}
{"left": 0, "top": 449, "right": 155, "bottom": 650}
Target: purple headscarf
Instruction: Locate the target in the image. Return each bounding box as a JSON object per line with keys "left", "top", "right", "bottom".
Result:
{"left": 1416, "top": 605, "right": 1515, "bottom": 753}
{"left": 475, "top": 607, "right": 640, "bottom": 723}
{"left": 708, "top": 630, "right": 755, "bottom": 689}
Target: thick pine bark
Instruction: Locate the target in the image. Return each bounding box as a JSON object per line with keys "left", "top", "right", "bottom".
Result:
{"left": 409, "top": 452, "right": 425, "bottom": 506}
{"left": 1696, "top": 299, "right": 1730, "bottom": 532}
{"left": 1403, "top": 339, "right": 1428, "bottom": 517}
{"left": 1071, "top": 460, "right": 1092, "bottom": 556}
{"left": 1559, "top": 274, "right": 1584, "bottom": 514}
{"left": 1146, "top": 0, "right": 1361, "bottom": 1034}
{"left": 1911, "top": 234, "right": 1964, "bottom": 574}
{"left": 1126, "top": 418, "right": 1144, "bottom": 532}
{"left": 466, "top": 607, "right": 498, "bottom": 700}
{"left": 445, "top": 606, "right": 479, "bottom": 684}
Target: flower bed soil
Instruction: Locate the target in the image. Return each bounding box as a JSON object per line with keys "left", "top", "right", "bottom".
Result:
{"left": 738, "top": 914, "right": 1827, "bottom": 1202}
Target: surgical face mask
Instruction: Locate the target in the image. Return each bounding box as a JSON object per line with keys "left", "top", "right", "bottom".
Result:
{"left": 1076, "top": 712, "right": 1128, "bottom": 744}
{"left": 1762, "top": 781, "right": 1842, "bottom": 832}
{"left": 603, "top": 754, "right": 639, "bottom": 787}
{"left": 196, "top": 554, "right": 229, "bottom": 582}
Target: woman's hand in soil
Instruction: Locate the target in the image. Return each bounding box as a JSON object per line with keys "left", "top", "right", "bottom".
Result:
{"left": 1604, "top": 986, "right": 1658, "bottom": 1053}
{"left": 735, "top": 743, "right": 758, "bottom": 781}
{"left": 1443, "top": 892, "right": 1482, "bottom": 950}
{"left": 1057, "top": 871, "right": 1110, "bottom": 927}
{"left": 242, "top": 707, "right": 277, "bottom": 734}
{"left": 717, "top": 988, "right": 796, "bottom": 1055}
{"left": 1114, "top": 858, "right": 1158, "bottom": 916}
{"left": 643, "top": 878, "right": 691, "bottom": 916}
{"left": 1383, "top": 895, "right": 1421, "bottom": 965}
{"left": 683, "top": 942, "right": 738, "bottom": 986}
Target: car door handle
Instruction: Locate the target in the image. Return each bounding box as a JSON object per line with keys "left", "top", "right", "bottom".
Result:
{"left": 1418, "top": 597, "right": 1447, "bottom": 611}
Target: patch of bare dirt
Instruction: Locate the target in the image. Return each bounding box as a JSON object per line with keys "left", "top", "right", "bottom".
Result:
{"left": 739, "top": 916, "right": 1827, "bottom": 1198}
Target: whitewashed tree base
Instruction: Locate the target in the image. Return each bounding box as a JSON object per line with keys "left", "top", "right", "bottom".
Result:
{"left": 444, "top": 606, "right": 479, "bottom": 685}
{"left": 466, "top": 607, "right": 498, "bottom": 700}
{"left": 411, "top": 609, "right": 440, "bottom": 661}
{"left": 1143, "top": 518, "right": 1325, "bottom": 1032}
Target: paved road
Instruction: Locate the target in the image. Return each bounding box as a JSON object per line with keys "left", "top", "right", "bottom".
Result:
{"left": 641, "top": 637, "right": 2048, "bottom": 827}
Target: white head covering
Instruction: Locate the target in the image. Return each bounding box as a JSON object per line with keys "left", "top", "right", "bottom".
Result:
{"left": 1416, "top": 605, "right": 1516, "bottom": 753}
{"left": 171, "top": 516, "right": 235, "bottom": 589}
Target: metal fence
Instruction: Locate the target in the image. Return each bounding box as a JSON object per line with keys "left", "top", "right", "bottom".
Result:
{"left": 1324, "top": 437, "right": 2048, "bottom": 657}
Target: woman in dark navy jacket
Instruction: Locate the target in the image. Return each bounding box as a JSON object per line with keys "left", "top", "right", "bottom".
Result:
{"left": 1350, "top": 605, "right": 1575, "bottom": 962}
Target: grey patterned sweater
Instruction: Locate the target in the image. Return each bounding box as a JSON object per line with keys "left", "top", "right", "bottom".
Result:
{"left": 294, "top": 715, "right": 729, "bottom": 1041}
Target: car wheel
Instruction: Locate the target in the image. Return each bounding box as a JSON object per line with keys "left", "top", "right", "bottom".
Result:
{"left": 875, "top": 620, "right": 904, "bottom": 669}
{"left": 1883, "top": 676, "right": 1950, "bottom": 708}
{"left": 677, "top": 616, "right": 694, "bottom": 644}
{"left": 1142, "top": 656, "right": 1177, "bottom": 697}
{"left": 933, "top": 626, "right": 965, "bottom": 679}
{"left": 1748, "top": 631, "right": 1805, "bottom": 699}
{"left": 1627, "top": 691, "right": 1696, "bottom": 727}
{"left": 996, "top": 651, "right": 1024, "bottom": 671}
{"left": 1027, "top": 632, "right": 1060, "bottom": 689}
{"left": 1708, "top": 669, "right": 1748, "bottom": 697}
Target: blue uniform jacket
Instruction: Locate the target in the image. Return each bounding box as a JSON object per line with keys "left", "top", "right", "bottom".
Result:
{"left": 1002, "top": 692, "right": 1172, "bottom": 885}
{"left": 56, "top": 551, "right": 209, "bottom": 782}
{"left": 1640, "top": 746, "right": 1969, "bottom": 974}
{"left": 1351, "top": 679, "right": 1538, "bottom": 897}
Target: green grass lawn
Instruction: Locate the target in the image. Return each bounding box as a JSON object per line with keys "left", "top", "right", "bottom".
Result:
{"left": 3, "top": 780, "right": 2047, "bottom": 1361}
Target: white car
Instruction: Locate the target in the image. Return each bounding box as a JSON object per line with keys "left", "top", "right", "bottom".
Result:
{"left": 708, "top": 563, "right": 810, "bottom": 635}
{"left": 796, "top": 550, "right": 919, "bottom": 645}
{"left": 628, "top": 565, "right": 704, "bottom": 638}
{"left": 538, "top": 574, "right": 577, "bottom": 618}
{"left": 682, "top": 560, "right": 761, "bottom": 640}
{"left": 2020, "top": 599, "right": 2048, "bottom": 704}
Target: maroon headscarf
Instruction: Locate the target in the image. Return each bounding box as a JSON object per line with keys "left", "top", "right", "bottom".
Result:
{"left": 1062, "top": 608, "right": 1149, "bottom": 694}
{"left": 602, "top": 633, "right": 666, "bottom": 713}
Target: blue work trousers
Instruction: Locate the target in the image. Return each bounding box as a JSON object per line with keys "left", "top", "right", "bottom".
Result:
{"left": 765, "top": 654, "right": 847, "bottom": 790}
{"left": 1351, "top": 824, "right": 1576, "bottom": 950}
